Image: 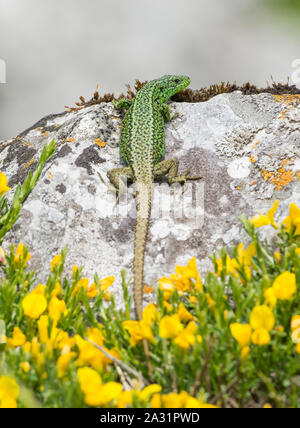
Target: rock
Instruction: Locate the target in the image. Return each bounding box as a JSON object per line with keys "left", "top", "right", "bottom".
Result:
{"left": 0, "top": 92, "right": 299, "bottom": 308}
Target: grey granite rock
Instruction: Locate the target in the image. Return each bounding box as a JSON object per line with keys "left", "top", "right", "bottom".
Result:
{"left": 0, "top": 92, "right": 299, "bottom": 308}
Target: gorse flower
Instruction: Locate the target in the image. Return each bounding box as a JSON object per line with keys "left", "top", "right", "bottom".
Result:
{"left": 250, "top": 199, "right": 279, "bottom": 229}
{"left": 249, "top": 305, "right": 275, "bottom": 332}
{"left": 272, "top": 271, "right": 296, "bottom": 300}
{"left": 0, "top": 172, "right": 11, "bottom": 197}
{"left": 230, "top": 323, "right": 252, "bottom": 347}
{"left": 159, "top": 315, "right": 183, "bottom": 339}
{"left": 77, "top": 367, "right": 122, "bottom": 407}
{"left": 14, "top": 242, "right": 31, "bottom": 266}
{"left": 6, "top": 326, "right": 26, "bottom": 348}
{"left": 48, "top": 296, "right": 67, "bottom": 321}
{"left": 22, "top": 285, "right": 47, "bottom": 319}
{"left": 0, "top": 376, "right": 19, "bottom": 408}
{"left": 50, "top": 254, "right": 61, "bottom": 271}
{"left": 282, "top": 203, "right": 300, "bottom": 235}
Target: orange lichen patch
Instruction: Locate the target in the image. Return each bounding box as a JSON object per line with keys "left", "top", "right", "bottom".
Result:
{"left": 34, "top": 127, "right": 43, "bottom": 132}
{"left": 47, "top": 172, "right": 53, "bottom": 180}
{"left": 23, "top": 157, "right": 35, "bottom": 169}
{"left": 250, "top": 155, "right": 256, "bottom": 163}
{"left": 110, "top": 115, "right": 121, "bottom": 120}
{"left": 94, "top": 138, "right": 106, "bottom": 148}
{"left": 42, "top": 131, "right": 49, "bottom": 137}
{"left": 261, "top": 160, "right": 295, "bottom": 190}
{"left": 143, "top": 285, "right": 154, "bottom": 294}
{"left": 66, "top": 137, "right": 76, "bottom": 143}
{"left": 272, "top": 94, "right": 300, "bottom": 106}
{"left": 296, "top": 172, "right": 300, "bottom": 181}
{"left": 273, "top": 95, "right": 300, "bottom": 120}
{"left": 252, "top": 141, "right": 260, "bottom": 149}
{"left": 236, "top": 186, "right": 241, "bottom": 191}
{"left": 250, "top": 180, "right": 257, "bottom": 186}
{"left": 21, "top": 141, "right": 32, "bottom": 147}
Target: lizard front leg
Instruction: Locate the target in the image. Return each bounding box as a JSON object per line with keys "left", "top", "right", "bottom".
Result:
{"left": 154, "top": 158, "right": 202, "bottom": 185}
{"left": 113, "top": 98, "right": 133, "bottom": 111}
{"left": 159, "top": 103, "right": 178, "bottom": 122}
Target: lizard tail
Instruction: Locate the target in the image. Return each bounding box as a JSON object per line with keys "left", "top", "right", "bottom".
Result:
{"left": 134, "top": 180, "right": 153, "bottom": 378}
{"left": 134, "top": 181, "right": 152, "bottom": 320}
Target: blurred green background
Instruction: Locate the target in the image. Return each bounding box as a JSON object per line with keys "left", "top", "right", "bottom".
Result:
{"left": 0, "top": 0, "right": 299, "bottom": 140}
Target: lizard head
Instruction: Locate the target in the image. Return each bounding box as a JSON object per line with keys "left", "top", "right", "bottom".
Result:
{"left": 154, "top": 75, "right": 191, "bottom": 103}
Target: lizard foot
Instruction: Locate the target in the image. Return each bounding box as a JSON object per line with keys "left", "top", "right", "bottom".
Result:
{"left": 98, "top": 171, "right": 120, "bottom": 206}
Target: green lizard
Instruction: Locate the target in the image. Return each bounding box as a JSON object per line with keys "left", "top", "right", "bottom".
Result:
{"left": 106, "top": 75, "right": 201, "bottom": 376}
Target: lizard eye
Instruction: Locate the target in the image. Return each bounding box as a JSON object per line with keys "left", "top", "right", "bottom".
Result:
{"left": 174, "top": 79, "right": 180, "bottom": 84}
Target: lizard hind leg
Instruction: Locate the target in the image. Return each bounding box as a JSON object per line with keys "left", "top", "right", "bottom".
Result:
{"left": 154, "top": 158, "right": 202, "bottom": 185}
{"left": 99, "top": 167, "right": 134, "bottom": 204}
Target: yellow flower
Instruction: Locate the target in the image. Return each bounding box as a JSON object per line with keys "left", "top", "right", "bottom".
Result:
{"left": 150, "top": 393, "right": 162, "bottom": 408}
{"left": 170, "top": 273, "right": 192, "bottom": 293}
{"left": 48, "top": 296, "right": 67, "bottom": 321}
{"left": 20, "top": 362, "right": 30, "bottom": 373}
{"left": 87, "top": 382, "right": 123, "bottom": 407}
{"left": 274, "top": 251, "right": 281, "bottom": 262}
{"left": 72, "top": 265, "right": 78, "bottom": 277}
{"left": 22, "top": 286, "right": 47, "bottom": 319}
{"left": 86, "top": 283, "right": 99, "bottom": 298}
{"left": 118, "top": 391, "right": 133, "bottom": 408}
{"left": 72, "top": 278, "right": 89, "bottom": 296}
{"left": 77, "top": 367, "right": 122, "bottom": 407}
{"left": 291, "top": 314, "right": 300, "bottom": 332}
{"left": 86, "top": 326, "right": 104, "bottom": 347}
{"left": 158, "top": 276, "right": 175, "bottom": 299}
{"left": 263, "top": 403, "right": 272, "bottom": 408}
{"left": 99, "top": 275, "right": 115, "bottom": 291}
{"left": 139, "top": 384, "right": 162, "bottom": 402}
{"left": 160, "top": 391, "right": 189, "bottom": 408}
{"left": 51, "top": 282, "right": 62, "bottom": 297}
{"left": 183, "top": 257, "right": 203, "bottom": 291}
{"left": 0, "top": 172, "right": 11, "bottom": 197}
{"left": 272, "top": 271, "right": 296, "bottom": 300}
{"left": 282, "top": 203, "right": 300, "bottom": 235}
{"left": 189, "top": 295, "right": 198, "bottom": 305}
{"left": 206, "top": 293, "right": 214, "bottom": 311}
{"left": 159, "top": 315, "right": 183, "bottom": 339}
{"left": 264, "top": 288, "right": 277, "bottom": 308}
{"left": 75, "top": 334, "right": 117, "bottom": 370}
{"left": 37, "top": 315, "right": 49, "bottom": 343}
{"left": 291, "top": 315, "right": 300, "bottom": 344}
{"left": 177, "top": 303, "right": 195, "bottom": 322}
{"left": 77, "top": 366, "right": 102, "bottom": 395}
{"left": 123, "top": 320, "right": 155, "bottom": 346}
{"left": 50, "top": 254, "right": 61, "bottom": 271}
{"left": 230, "top": 323, "right": 252, "bottom": 347}
{"left": 14, "top": 242, "right": 31, "bottom": 266}
{"left": 57, "top": 351, "right": 76, "bottom": 378}
{"left": 240, "top": 345, "right": 250, "bottom": 360}
{"left": 251, "top": 328, "right": 271, "bottom": 346}
{"left": 250, "top": 305, "right": 275, "bottom": 331}
{"left": 142, "top": 303, "right": 158, "bottom": 325}
{"left": 6, "top": 326, "right": 26, "bottom": 347}
{"left": 0, "top": 376, "right": 19, "bottom": 408}
{"left": 250, "top": 200, "right": 279, "bottom": 229}
{"left": 173, "top": 321, "right": 198, "bottom": 350}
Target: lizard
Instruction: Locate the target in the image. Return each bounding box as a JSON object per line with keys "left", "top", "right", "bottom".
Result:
{"left": 105, "top": 75, "right": 201, "bottom": 377}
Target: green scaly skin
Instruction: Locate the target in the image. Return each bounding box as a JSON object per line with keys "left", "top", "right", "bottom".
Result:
{"left": 107, "top": 75, "right": 201, "bottom": 376}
